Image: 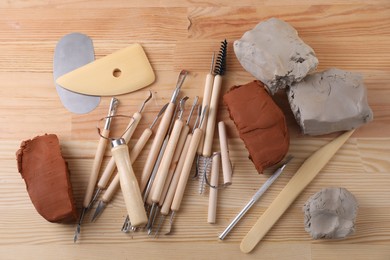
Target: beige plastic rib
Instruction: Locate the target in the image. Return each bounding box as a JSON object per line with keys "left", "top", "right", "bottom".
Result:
{"left": 240, "top": 130, "right": 355, "bottom": 253}
{"left": 161, "top": 133, "right": 192, "bottom": 215}
{"left": 171, "top": 128, "right": 203, "bottom": 212}
{"left": 202, "top": 75, "right": 223, "bottom": 157}
{"left": 140, "top": 102, "right": 175, "bottom": 192}
{"left": 97, "top": 113, "right": 142, "bottom": 189}
{"left": 218, "top": 121, "right": 232, "bottom": 185}
{"left": 151, "top": 119, "right": 184, "bottom": 204}
{"left": 83, "top": 128, "right": 109, "bottom": 207}
{"left": 207, "top": 153, "right": 220, "bottom": 224}
{"left": 111, "top": 144, "right": 148, "bottom": 227}
{"left": 56, "top": 44, "right": 155, "bottom": 96}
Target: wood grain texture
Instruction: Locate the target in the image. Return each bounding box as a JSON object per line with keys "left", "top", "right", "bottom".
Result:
{"left": 0, "top": 1, "right": 389, "bottom": 259}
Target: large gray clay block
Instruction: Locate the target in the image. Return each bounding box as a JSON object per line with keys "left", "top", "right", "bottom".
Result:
{"left": 234, "top": 18, "right": 318, "bottom": 94}
{"left": 288, "top": 68, "right": 373, "bottom": 135}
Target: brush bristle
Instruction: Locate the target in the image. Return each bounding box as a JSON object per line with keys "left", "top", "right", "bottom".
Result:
{"left": 214, "top": 39, "right": 228, "bottom": 76}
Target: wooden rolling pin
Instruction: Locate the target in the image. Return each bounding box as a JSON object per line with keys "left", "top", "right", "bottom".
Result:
{"left": 240, "top": 130, "right": 355, "bottom": 253}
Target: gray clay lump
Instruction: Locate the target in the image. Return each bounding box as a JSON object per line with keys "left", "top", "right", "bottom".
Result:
{"left": 288, "top": 68, "right": 373, "bottom": 135}
{"left": 234, "top": 18, "right": 318, "bottom": 94}
{"left": 303, "top": 187, "right": 358, "bottom": 239}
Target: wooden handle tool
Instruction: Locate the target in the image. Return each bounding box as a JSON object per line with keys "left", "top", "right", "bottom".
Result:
{"left": 111, "top": 138, "right": 148, "bottom": 227}
{"left": 218, "top": 121, "right": 232, "bottom": 185}
{"left": 197, "top": 54, "right": 215, "bottom": 155}
{"left": 96, "top": 112, "right": 142, "bottom": 194}
{"left": 202, "top": 74, "right": 223, "bottom": 157}
{"left": 207, "top": 152, "right": 220, "bottom": 223}
{"left": 171, "top": 127, "right": 203, "bottom": 212}
{"left": 240, "top": 130, "right": 355, "bottom": 253}
{"left": 158, "top": 124, "right": 190, "bottom": 207}
{"left": 83, "top": 97, "right": 118, "bottom": 209}
{"left": 160, "top": 133, "right": 192, "bottom": 215}
{"left": 140, "top": 70, "right": 187, "bottom": 192}
{"left": 151, "top": 118, "right": 185, "bottom": 204}
{"left": 91, "top": 126, "right": 153, "bottom": 222}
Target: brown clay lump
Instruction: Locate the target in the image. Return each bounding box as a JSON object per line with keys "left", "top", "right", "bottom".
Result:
{"left": 234, "top": 18, "right": 318, "bottom": 94}
{"left": 16, "top": 134, "right": 78, "bottom": 223}
{"left": 288, "top": 68, "right": 373, "bottom": 135}
{"left": 223, "top": 80, "right": 289, "bottom": 173}
{"left": 303, "top": 187, "right": 358, "bottom": 239}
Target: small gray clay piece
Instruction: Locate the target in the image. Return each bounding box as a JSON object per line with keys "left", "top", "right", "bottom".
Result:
{"left": 234, "top": 18, "right": 318, "bottom": 94}
{"left": 303, "top": 187, "right": 358, "bottom": 239}
{"left": 288, "top": 68, "right": 373, "bottom": 135}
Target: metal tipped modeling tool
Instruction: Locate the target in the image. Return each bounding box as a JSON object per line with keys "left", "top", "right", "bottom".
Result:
{"left": 154, "top": 103, "right": 201, "bottom": 237}
{"left": 166, "top": 106, "right": 207, "bottom": 235}
{"left": 91, "top": 102, "right": 168, "bottom": 222}
{"left": 198, "top": 40, "right": 228, "bottom": 194}
{"left": 219, "top": 155, "right": 293, "bottom": 240}
{"left": 122, "top": 102, "right": 180, "bottom": 232}
{"left": 139, "top": 70, "right": 187, "bottom": 193}
{"left": 88, "top": 91, "right": 153, "bottom": 211}
{"left": 145, "top": 97, "right": 188, "bottom": 234}
{"left": 73, "top": 97, "right": 118, "bottom": 242}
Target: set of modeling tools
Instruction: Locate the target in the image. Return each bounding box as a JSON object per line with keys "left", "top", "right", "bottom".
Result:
{"left": 72, "top": 39, "right": 234, "bottom": 241}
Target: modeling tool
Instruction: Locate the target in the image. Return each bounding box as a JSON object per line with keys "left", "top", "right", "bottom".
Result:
{"left": 139, "top": 70, "right": 187, "bottom": 193}
{"left": 219, "top": 155, "right": 293, "bottom": 240}
{"left": 73, "top": 97, "right": 118, "bottom": 242}
{"left": 57, "top": 43, "right": 155, "bottom": 96}
{"left": 199, "top": 40, "right": 228, "bottom": 194}
{"left": 240, "top": 130, "right": 355, "bottom": 253}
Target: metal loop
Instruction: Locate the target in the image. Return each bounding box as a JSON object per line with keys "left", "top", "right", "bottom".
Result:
{"left": 96, "top": 115, "right": 135, "bottom": 141}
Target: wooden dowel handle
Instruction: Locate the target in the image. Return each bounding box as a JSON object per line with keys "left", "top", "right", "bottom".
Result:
{"left": 160, "top": 133, "right": 192, "bottom": 215}
{"left": 101, "top": 130, "right": 152, "bottom": 204}
{"left": 111, "top": 143, "right": 148, "bottom": 227}
{"left": 129, "top": 128, "right": 152, "bottom": 162}
{"left": 83, "top": 128, "right": 109, "bottom": 207}
{"left": 151, "top": 119, "right": 184, "bottom": 203}
{"left": 171, "top": 128, "right": 202, "bottom": 212}
{"left": 123, "top": 112, "right": 142, "bottom": 144}
{"left": 240, "top": 130, "right": 355, "bottom": 253}
{"left": 97, "top": 112, "right": 142, "bottom": 189}
{"left": 140, "top": 102, "right": 175, "bottom": 192}
{"left": 203, "top": 75, "right": 223, "bottom": 157}
{"left": 159, "top": 125, "right": 190, "bottom": 207}
{"left": 102, "top": 174, "right": 119, "bottom": 203}
{"left": 208, "top": 153, "right": 220, "bottom": 224}
{"left": 218, "top": 121, "right": 232, "bottom": 185}
{"left": 197, "top": 73, "right": 214, "bottom": 154}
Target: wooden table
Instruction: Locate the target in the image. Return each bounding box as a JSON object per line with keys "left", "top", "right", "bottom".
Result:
{"left": 1, "top": 1, "right": 389, "bottom": 259}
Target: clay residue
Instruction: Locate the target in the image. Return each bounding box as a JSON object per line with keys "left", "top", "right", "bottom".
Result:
{"left": 223, "top": 80, "right": 289, "bottom": 173}
{"left": 16, "top": 134, "right": 78, "bottom": 223}
{"left": 234, "top": 18, "right": 318, "bottom": 94}
{"left": 288, "top": 68, "right": 374, "bottom": 135}
{"left": 303, "top": 187, "right": 358, "bottom": 239}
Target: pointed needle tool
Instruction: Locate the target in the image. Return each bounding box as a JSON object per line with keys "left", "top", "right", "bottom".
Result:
{"left": 219, "top": 155, "right": 293, "bottom": 240}
{"left": 73, "top": 97, "right": 118, "bottom": 243}
{"left": 88, "top": 91, "right": 152, "bottom": 211}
